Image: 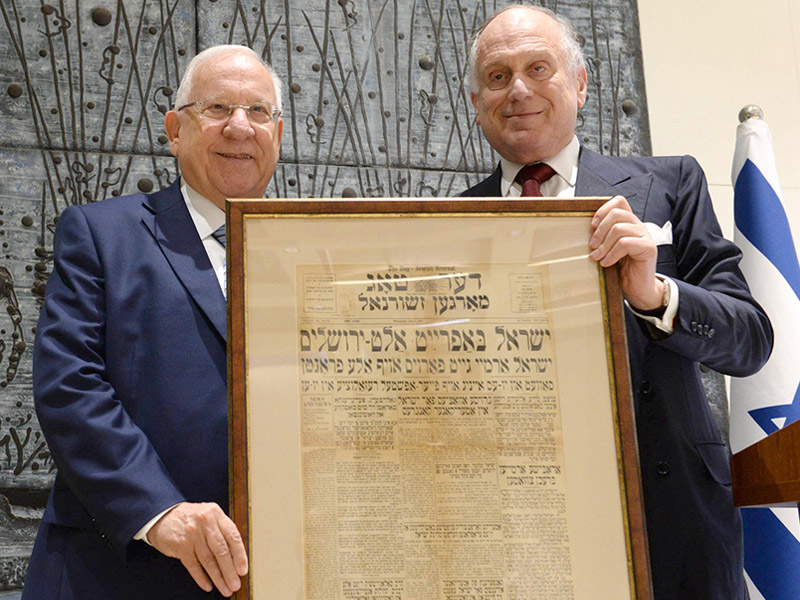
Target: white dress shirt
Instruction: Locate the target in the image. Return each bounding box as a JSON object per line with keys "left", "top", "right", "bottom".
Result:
{"left": 500, "top": 135, "right": 581, "bottom": 198}
{"left": 182, "top": 182, "right": 227, "bottom": 296}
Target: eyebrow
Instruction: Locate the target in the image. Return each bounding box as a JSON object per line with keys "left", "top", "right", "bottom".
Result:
{"left": 483, "top": 53, "right": 558, "bottom": 75}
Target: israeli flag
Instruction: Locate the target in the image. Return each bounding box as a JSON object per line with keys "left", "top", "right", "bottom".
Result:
{"left": 730, "top": 116, "right": 800, "bottom": 599}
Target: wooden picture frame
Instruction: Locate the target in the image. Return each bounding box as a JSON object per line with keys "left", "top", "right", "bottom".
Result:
{"left": 227, "top": 198, "right": 652, "bottom": 599}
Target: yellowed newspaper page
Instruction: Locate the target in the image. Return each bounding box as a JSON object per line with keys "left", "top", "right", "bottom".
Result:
{"left": 297, "top": 264, "right": 574, "bottom": 600}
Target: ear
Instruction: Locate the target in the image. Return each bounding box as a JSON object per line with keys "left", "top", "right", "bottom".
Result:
{"left": 470, "top": 91, "right": 481, "bottom": 125}
{"left": 164, "top": 111, "right": 181, "bottom": 158}
{"left": 575, "top": 65, "right": 588, "bottom": 108}
{"left": 275, "top": 117, "right": 284, "bottom": 149}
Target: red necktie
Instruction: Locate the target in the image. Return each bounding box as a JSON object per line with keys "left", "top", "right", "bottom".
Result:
{"left": 515, "top": 163, "right": 556, "bottom": 197}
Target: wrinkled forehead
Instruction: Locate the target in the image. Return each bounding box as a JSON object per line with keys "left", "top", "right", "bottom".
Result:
{"left": 192, "top": 52, "right": 276, "bottom": 100}
{"left": 476, "top": 9, "right": 565, "bottom": 67}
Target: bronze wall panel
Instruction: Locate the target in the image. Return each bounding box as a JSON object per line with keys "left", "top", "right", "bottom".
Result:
{"left": 0, "top": 0, "right": 649, "bottom": 591}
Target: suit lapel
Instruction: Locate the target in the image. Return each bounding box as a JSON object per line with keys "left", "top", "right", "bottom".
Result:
{"left": 461, "top": 165, "right": 502, "bottom": 197}
{"left": 477, "top": 166, "right": 502, "bottom": 196}
{"left": 140, "top": 181, "right": 227, "bottom": 342}
{"left": 575, "top": 147, "right": 653, "bottom": 219}
{"left": 466, "top": 151, "right": 654, "bottom": 216}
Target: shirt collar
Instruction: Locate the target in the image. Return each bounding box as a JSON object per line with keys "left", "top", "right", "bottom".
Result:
{"left": 499, "top": 135, "right": 581, "bottom": 196}
{"left": 180, "top": 181, "right": 225, "bottom": 239}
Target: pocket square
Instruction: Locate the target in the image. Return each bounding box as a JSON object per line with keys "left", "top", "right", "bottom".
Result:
{"left": 645, "top": 220, "right": 673, "bottom": 246}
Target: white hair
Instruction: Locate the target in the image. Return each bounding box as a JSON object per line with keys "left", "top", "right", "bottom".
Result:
{"left": 174, "top": 45, "right": 283, "bottom": 111}
{"left": 467, "top": 5, "right": 585, "bottom": 94}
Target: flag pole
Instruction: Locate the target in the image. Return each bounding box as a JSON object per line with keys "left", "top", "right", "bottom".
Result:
{"left": 730, "top": 104, "right": 800, "bottom": 599}
{"left": 738, "top": 104, "right": 763, "bottom": 123}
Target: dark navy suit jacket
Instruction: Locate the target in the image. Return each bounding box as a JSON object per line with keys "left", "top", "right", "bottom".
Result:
{"left": 24, "top": 180, "right": 228, "bottom": 599}
{"left": 463, "top": 147, "right": 773, "bottom": 599}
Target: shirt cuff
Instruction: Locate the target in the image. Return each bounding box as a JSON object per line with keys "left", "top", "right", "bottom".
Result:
{"left": 627, "top": 274, "right": 679, "bottom": 335}
{"left": 134, "top": 503, "right": 181, "bottom": 545}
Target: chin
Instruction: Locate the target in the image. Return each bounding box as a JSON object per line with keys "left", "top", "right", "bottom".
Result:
{"left": 218, "top": 179, "right": 262, "bottom": 198}
{"left": 225, "top": 189, "right": 261, "bottom": 200}
{"left": 502, "top": 148, "right": 544, "bottom": 165}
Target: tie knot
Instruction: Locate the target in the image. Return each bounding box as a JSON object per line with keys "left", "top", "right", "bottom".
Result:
{"left": 212, "top": 224, "right": 226, "bottom": 248}
{"left": 514, "top": 163, "right": 556, "bottom": 197}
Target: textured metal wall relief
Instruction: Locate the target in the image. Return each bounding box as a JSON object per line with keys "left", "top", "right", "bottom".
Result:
{"left": 0, "top": 0, "right": 649, "bottom": 590}
{"left": 196, "top": 0, "right": 649, "bottom": 197}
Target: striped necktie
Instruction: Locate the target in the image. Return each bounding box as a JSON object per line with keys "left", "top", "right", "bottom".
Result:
{"left": 212, "top": 224, "right": 226, "bottom": 248}
{"left": 211, "top": 224, "right": 226, "bottom": 299}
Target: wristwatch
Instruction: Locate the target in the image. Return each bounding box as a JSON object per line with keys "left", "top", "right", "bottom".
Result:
{"left": 634, "top": 277, "right": 670, "bottom": 318}
{"left": 660, "top": 277, "right": 671, "bottom": 308}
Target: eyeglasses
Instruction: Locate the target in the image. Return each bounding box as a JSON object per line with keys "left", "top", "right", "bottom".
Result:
{"left": 177, "top": 100, "right": 282, "bottom": 125}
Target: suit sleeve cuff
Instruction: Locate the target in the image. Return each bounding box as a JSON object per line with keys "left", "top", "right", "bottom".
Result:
{"left": 134, "top": 503, "right": 181, "bottom": 545}
{"left": 627, "top": 274, "right": 679, "bottom": 335}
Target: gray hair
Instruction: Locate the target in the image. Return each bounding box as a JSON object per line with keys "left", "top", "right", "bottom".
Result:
{"left": 174, "top": 45, "right": 283, "bottom": 112}
{"left": 467, "top": 5, "right": 585, "bottom": 94}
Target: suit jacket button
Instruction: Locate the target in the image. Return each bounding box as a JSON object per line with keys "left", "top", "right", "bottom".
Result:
{"left": 656, "top": 461, "right": 671, "bottom": 477}
{"left": 639, "top": 381, "right": 654, "bottom": 401}
{"left": 708, "top": 328, "right": 715, "bottom": 338}
{"left": 690, "top": 321, "right": 698, "bottom": 332}
{"left": 702, "top": 324, "right": 710, "bottom": 335}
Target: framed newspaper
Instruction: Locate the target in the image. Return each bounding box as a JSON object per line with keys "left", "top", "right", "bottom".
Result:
{"left": 227, "top": 198, "right": 652, "bottom": 600}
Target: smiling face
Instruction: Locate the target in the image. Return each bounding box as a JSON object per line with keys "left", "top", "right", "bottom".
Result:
{"left": 471, "top": 8, "right": 587, "bottom": 165}
{"left": 164, "top": 50, "right": 283, "bottom": 209}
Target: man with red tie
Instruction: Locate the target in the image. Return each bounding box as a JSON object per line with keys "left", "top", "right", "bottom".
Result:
{"left": 462, "top": 6, "right": 772, "bottom": 598}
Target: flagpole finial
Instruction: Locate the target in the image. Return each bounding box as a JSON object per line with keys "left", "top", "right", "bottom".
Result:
{"left": 738, "top": 105, "right": 764, "bottom": 123}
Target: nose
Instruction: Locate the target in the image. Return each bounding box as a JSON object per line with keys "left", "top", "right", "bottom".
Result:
{"left": 507, "top": 75, "right": 533, "bottom": 101}
{"left": 223, "top": 107, "right": 255, "bottom": 139}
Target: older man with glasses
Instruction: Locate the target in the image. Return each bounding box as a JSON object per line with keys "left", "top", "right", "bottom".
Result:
{"left": 23, "top": 45, "right": 282, "bottom": 599}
